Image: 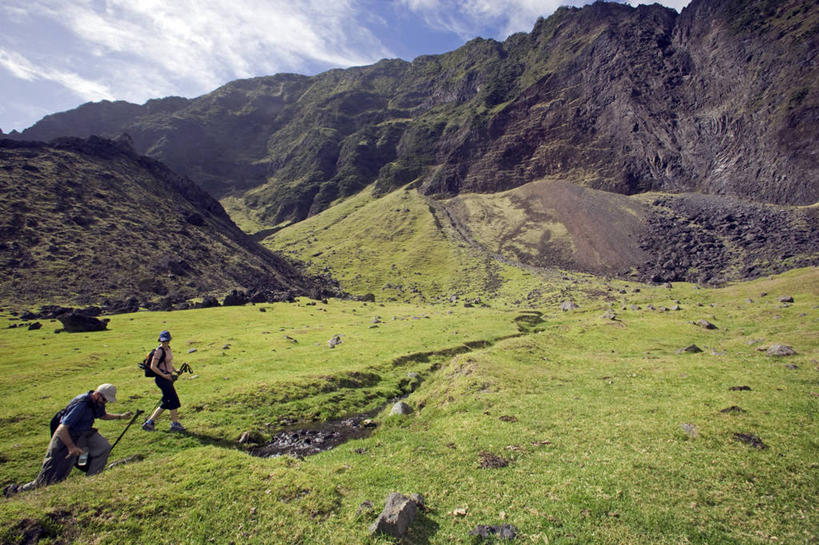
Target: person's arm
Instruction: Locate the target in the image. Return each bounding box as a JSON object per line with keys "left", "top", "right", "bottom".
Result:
{"left": 149, "top": 348, "right": 173, "bottom": 380}
{"left": 55, "top": 424, "right": 83, "bottom": 458}
{"left": 167, "top": 349, "right": 178, "bottom": 374}
{"left": 102, "top": 410, "right": 133, "bottom": 421}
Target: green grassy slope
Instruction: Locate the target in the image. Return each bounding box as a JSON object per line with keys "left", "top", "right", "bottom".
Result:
{"left": 1, "top": 268, "right": 816, "bottom": 544}
{"left": 261, "top": 185, "right": 616, "bottom": 308}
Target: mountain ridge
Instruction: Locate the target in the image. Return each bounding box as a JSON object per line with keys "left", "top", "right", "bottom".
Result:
{"left": 7, "top": 0, "right": 816, "bottom": 228}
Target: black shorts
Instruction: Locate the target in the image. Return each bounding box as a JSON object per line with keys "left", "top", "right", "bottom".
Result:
{"left": 154, "top": 377, "right": 181, "bottom": 410}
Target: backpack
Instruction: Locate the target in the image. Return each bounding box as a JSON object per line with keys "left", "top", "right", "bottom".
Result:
{"left": 49, "top": 395, "right": 92, "bottom": 436}
{"left": 138, "top": 346, "right": 166, "bottom": 377}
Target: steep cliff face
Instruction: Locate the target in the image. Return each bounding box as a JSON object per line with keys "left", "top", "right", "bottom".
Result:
{"left": 12, "top": 0, "right": 818, "bottom": 225}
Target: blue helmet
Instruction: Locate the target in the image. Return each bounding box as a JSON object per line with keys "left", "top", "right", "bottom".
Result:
{"left": 158, "top": 330, "right": 172, "bottom": 342}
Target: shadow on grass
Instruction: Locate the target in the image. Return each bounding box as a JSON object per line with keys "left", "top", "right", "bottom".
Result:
{"left": 404, "top": 512, "right": 440, "bottom": 545}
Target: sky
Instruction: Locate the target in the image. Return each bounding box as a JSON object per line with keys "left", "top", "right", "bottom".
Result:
{"left": 0, "top": 0, "right": 691, "bottom": 133}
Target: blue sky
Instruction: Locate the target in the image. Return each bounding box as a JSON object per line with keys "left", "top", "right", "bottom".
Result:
{"left": 0, "top": 0, "right": 690, "bottom": 133}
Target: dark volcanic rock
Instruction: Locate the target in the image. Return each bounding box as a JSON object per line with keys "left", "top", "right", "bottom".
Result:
{"left": 733, "top": 432, "right": 768, "bottom": 449}
{"left": 469, "top": 524, "right": 518, "bottom": 540}
{"left": 58, "top": 312, "right": 108, "bottom": 332}
{"left": 222, "top": 289, "right": 249, "bottom": 306}
{"left": 637, "top": 194, "right": 819, "bottom": 284}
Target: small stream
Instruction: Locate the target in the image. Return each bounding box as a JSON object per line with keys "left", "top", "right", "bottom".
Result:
{"left": 250, "top": 409, "right": 381, "bottom": 458}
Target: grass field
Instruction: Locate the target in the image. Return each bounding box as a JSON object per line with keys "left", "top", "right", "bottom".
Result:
{"left": 0, "top": 268, "right": 817, "bottom": 544}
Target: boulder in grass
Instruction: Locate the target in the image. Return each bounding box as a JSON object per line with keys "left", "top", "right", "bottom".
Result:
{"left": 369, "top": 493, "right": 419, "bottom": 538}
{"left": 390, "top": 402, "right": 413, "bottom": 416}
{"left": 695, "top": 319, "right": 718, "bottom": 330}
{"left": 560, "top": 301, "right": 578, "bottom": 312}
{"left": 58, "top": 312, "right": 109, "bottom": 332}
{"left": 766, "top": 344, "right": 796, "bottom": 357}
{"left": 677, "top": 344, "right": 703, "bottom": 354}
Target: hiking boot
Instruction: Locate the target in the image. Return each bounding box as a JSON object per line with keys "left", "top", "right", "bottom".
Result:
{"left": 170, "top": 422, "right": 186, "bottom": 432}
{"left": 141, "top": 419, "right": 155, "bottom": 431}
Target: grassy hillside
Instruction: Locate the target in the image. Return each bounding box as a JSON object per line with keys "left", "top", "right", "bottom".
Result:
{"left": 1, "top": 268, "right": 816, "bottom": 544}
{"left": 263, "top": 185, "right": 563, "bottom": 306}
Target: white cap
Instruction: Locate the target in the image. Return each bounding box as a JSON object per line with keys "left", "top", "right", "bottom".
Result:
{"left": 96, "top": 384, "right": 117, "bottom": 403}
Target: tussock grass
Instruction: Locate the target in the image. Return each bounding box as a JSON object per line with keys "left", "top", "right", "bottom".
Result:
{"left": 1, "top": 269, "right": 816, "bottom": 544}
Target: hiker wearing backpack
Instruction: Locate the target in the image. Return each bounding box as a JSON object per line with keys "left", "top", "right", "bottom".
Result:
{"left": 4, "top": 384, "right": 132, "bottom": 497}
{"left": 142, "top": 330, "right": 185, "bottom": 432}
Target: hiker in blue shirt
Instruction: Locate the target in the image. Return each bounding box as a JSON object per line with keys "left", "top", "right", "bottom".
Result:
{"left": 4, "top": 384, "right": 132, "bottom": 496}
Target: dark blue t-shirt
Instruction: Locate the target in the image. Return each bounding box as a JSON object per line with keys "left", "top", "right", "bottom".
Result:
{"left": 60, "top": 391, "right": 106, "bottom": 433}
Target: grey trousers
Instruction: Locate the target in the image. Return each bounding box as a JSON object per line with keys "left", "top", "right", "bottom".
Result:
{"left": 21, "top": 429, "right": 111, "bottom": 491}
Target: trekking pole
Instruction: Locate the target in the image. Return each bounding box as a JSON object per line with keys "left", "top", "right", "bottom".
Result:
{"left": 108, "top": 409, "right": 144, "bottom": 455}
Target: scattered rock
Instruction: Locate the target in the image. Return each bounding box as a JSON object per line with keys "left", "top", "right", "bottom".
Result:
{"left": 328, "top": 335, "right": 343, "bottom": 348}
{"left": 57, "top": 312, "right": 109, "bottom": 332}
{"left": 27, "top": 322, "right": 42, "bottom": 330}
{"left": 777, "top": 296, "right": 794, "bottom": 303}
{"left": 766, "top": 344, "right": 796, "bottom": 357}
{"left": 389, "top": 402, "right": 413, "bottom": 416}
{"left": 187, "top": 348, "right": 197, "bottom": 354}
{"left": 677, "top": 344, "right": 703, "bottom": 354}
{"left": 681, "top": 423, "right": 699, "bottom": 438}
{"left": 222, "top": 289, "right": 249, "bottom": 306}
{"left": 469, "top": 525, "right": 518, "bottom": 540}
{"left": 733, "top": 433, "right": 768, "bottom": 449}
{"left": 785, "top": 364, "right": 799, "bottom": 370}
{"left": 695, "top": 319, "right": 718, "bottom": 330}
{"left": 478, "top": 452, "right": 509, "bottom": 469}
{"left": 721, "top": 406, "right": 745, "bottom": 414}
{"left": 198, "top": 295, "right": 220, "bottom": 308}
{"left": 356, "top": 500, "right": 374, "bottom": 518}
{"left": 601, "top": 310, "right": 617, "bottom": 320}
{"left": 369, "top": 493, "right": 419, "bottom": 538}
{"left": 729, "top": 385, "right": 752, "bottom": 391}
{"left": 560, "top": 301, "right": 578, "bottom": 312}
{"left": 499, "top": 415, "right": 518, "bottom": 423}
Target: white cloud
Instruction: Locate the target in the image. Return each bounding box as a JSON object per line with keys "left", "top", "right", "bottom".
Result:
{"left": 0, "top": 48, "right": 114, "bottom": 102}
{"left": 2, "top": 0, "right": 392, "bottom": 110}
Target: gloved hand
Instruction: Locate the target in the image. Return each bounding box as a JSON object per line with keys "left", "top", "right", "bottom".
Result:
{"left": 170, "top": 373, "right": 178, "bottom": 382}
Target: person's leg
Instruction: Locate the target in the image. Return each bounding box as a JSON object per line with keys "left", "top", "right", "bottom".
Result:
{"left": 32, "top": 433, "right": 75, "bottom": 488}
{"left": 168, "top": 408, "right": 185, "bottom": 431}
{"left": 157, "top": 379, "right": 182, "bottom": 430}
{"left": 84, "top": 431, "right": 111, "bottom": 476}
